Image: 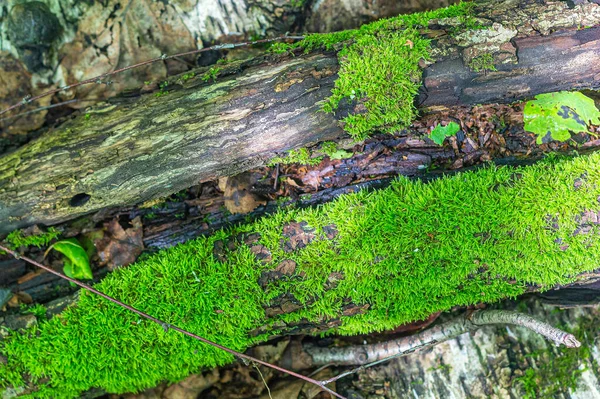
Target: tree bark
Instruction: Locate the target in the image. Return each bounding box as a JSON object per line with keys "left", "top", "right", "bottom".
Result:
{"left": 1, "top": 0, "right": 600, "bottom": 233}
{"left": 329, "top": 299, "right": 600, "bottom": 399}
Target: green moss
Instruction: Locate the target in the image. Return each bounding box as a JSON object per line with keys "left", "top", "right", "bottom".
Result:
{"left": 22, "top": 304, "right": 47, "bottom": 321}
{"left": 271, "top": 2, "right": 479, "bottom": 139}
{"left": 4, "top": 227, "right": 59, "bottom": 249}
{"left": 469, "top": 53, "right": 497, "bottom": 73}
{"left": 267, "top": 148, "right": 323, "bottom": 166}
{"left": 515, "top": 311, "right": 600, "bottom": 398}
{"left": 154, "top": 81, "right": 169, "bottom": 98}
{"left": 289, "top": 0, "right": 307, "bottom": 8}
{"left": 201, "top": 67, "right": 221, "bottom": 83}
{"left": 178, "top": 72, "right": 195, "bottom": 83}
{"left": 321, "top": 141, "right": 353, "bottom": 160}
{"left": 4, "top": 153, "right": 600, "bottom": 397}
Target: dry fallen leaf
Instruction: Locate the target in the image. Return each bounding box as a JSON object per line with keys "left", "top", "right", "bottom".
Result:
{"left": 259, "top": 379, "right": 303, "bottom": 399}
{"left": 302, "top": 369, "right": 335, "bottom": 399}
{"left": 95, "top": 216, "right": 144, "bottom": 270}
{"left": 219, "top": 172, "right": 267, "bottom": 214}
{"left": 161, "top": 369, "right": 220, "bottom": 399}
{"left": 7, "top": 291, "right": 33, "bottom": 308}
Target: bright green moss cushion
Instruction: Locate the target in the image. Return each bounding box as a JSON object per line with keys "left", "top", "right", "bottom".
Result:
{"left": 3, "top": 153, "right": 600, "bottom": 398}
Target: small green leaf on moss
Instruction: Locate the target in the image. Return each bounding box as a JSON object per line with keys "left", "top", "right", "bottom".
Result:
{"left": 524, "top": 91, "right": 600, "bottom": 144}
{"left": 321, "top": 141, "right": 353, "bottom": 160}
{"left": 429, "top": 121, "right": 460, "bottom": 145}
{"left": 47, "top": 238, "right": 93, "bottom": 280}
{"left": 328, "top": 149, "right": 353, "bottom": 160}
{"left": 202, "top": 67, "right": 221, "bottom": 82}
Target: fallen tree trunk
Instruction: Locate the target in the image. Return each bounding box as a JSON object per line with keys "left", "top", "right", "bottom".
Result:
{"left": 1, "top": 0, "right": 600, "bottom": 233}
{"left": 3, "top": 152, "right": 600, "bottom": 397}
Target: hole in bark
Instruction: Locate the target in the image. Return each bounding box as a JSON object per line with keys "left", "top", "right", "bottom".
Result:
{"left": 69, "top": 193, "right": 91, "bottom": 207}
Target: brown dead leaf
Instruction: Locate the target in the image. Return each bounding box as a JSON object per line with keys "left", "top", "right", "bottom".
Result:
{"left": 250, "top": 244, "right": 273, "bottom": 264}
{"left": 302, "top": 369, "right": 335, "bottom": 399}
{"left": 301, "top": 165, "right": 334, "bottom": 189}
{"left": 286, "top": 177, "right": 302, "bottom": 188}
{"left": 7, "top": 291, "right": 33, "bottom": 308}
{"left": 161, "top": 369, "right": 219, "bottom": 399}
{"left": 259, "top": 379, "right": 303, "bottom": 399}
{"left": 275, "top": 259, "right": 297, "bottom": 275}
{"left": 280, "top": 221, "right": 316, "bottom": 252}
{"left": 220, "top": 172, "right": 267, "bottom": 214}
{"left": 95, "top": 216, "right": 144, "bottom": 270}
{"left": 249, "top": 338, "right": 290, "bottom": 365}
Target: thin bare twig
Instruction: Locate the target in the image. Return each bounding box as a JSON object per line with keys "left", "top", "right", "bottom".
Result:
{"left": 0, "top": 98, "right": 100, "bottom": 124}
{"left": 314, "top": 309, "right": 582, "bottom": 386}
{"left": 0, "top": 35, "right": 305, "bottom": 118}
{"left": 253, "top": 362, "right": 273, "bottom": 399}
{"left": 0, "top": 244, "right": 345, "bottom": 399}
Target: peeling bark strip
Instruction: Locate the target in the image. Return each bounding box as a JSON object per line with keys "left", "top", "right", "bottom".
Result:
{"left": 1, "top": 0, "right": 600, "bottom": 233}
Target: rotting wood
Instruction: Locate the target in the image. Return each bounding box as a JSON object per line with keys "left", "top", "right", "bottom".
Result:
{"left": 1, "top": 0, "right": 600, "bottom": 233}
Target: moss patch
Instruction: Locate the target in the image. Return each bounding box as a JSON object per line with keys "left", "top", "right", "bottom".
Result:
{"left": 469, "top": 53, "right": 497, "bottom": 73}
{"left": 267, "top": 148, "right": 322, "bottom": 166}
{"left": 271, "top": 2, "right": 480, "bottom": 139}
{"left": 4, "top": 227, "right": 59, "bottom": 249}
{"left": 4, "top": 153, "right": 600, "bottom": 397}
{"left": 515, "top": 310, "right": 600, "bottom": 398}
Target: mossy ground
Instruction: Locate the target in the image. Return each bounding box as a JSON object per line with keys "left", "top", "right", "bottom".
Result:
{"left": 2, "top": 153, "right": 600, "bottom": 397}
{"left": 270, "top": 2, "right": 480, "bottom": 139}
{"left": 4, "top": 228, "right": 59, "bottom": 250}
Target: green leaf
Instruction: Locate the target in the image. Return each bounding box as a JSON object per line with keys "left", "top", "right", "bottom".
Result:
{"left": 523, "top": 91, "right": 600, "bottom": 145}
{"left": 328, "top": 149, "right": 354, "bottom": 160}
{"left": 49, "top": 238, "right": 93, "bottom": 280}
{"left": 429, "top": 122, "right": 460, "bottom": 145}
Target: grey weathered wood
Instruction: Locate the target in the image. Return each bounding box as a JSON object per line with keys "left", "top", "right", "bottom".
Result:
{"left": 331, "top": 299, "right": 600, "bottom": 399}
{"left": 1, "top": 0, "right": 600, "bottom": 233}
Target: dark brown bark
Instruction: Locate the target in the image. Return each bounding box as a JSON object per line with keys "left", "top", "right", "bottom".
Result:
{"left": 1, "top": 0, "right": 600, "bottom": 234}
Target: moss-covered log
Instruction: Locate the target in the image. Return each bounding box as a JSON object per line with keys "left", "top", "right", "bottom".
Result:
{"left": 3, "top": 153, "right": 600, "bottom": 397}
{"left": 1, "top": 0, "right": 600, "bottom": 233}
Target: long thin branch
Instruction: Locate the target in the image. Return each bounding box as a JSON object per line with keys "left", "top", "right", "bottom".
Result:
{"left": 0, "top": 245, "right": 345, "bottom": 399}
{"left": 309, "top": 309, "right": 581, "bottom": 385}
{"left": 0, "top": 35, "right": 304, "bottom": 118}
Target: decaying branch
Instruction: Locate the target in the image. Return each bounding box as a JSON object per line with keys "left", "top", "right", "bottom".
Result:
{"left": 283, "top": 310, "right": 581, "bottom": 377}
